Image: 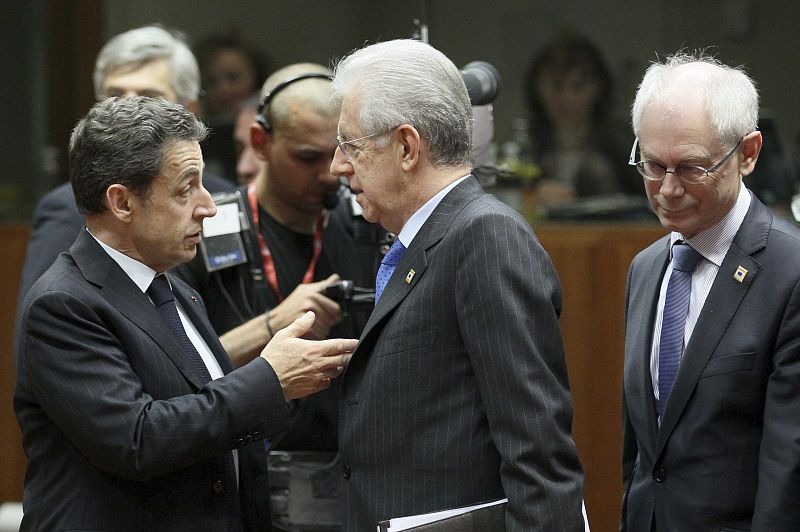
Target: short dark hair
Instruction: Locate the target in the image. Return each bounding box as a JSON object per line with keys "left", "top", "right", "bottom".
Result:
{"left": 69, "top": 96, "right": 208, "bottom": 215}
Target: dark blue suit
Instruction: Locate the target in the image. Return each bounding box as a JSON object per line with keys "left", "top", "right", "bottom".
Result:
{"left": 622, "top": 194, "right": 800, "bottom": 531}
{"left": 15, "top": 229, "right": 285, "bottom": 530}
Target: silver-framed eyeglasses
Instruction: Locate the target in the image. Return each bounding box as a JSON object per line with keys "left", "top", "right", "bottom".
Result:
{"left": 336, "top": 127, "right": 397, "bottom": 162}
{"left": 628, "top": 136, "right": 744, "bottom": 185}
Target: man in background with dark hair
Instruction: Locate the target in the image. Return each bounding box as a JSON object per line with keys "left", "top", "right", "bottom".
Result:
{"left": 17, "top": 25, "right": 234, "bottom": 308}
{"left": 15, "top": 96, "right": 354, "bottom": 531}
{"left": 174, "top": 63, "right": 383, "bottom": 531}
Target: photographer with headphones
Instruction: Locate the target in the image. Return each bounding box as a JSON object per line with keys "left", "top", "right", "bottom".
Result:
{"left": 174, "top": 63, "right": 383, "bottom": 531}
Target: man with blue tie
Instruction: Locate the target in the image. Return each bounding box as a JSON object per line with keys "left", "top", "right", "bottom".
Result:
{"left": 329, "top": 39, "right": 584, "bottom": 531}
{"left": 622, "top": 52, "right": 800, "bottom": 531}
{"left": 14, "top": 96, "right": 355, "bottom": 531}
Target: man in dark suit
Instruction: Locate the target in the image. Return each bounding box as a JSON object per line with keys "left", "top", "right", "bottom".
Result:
{"left": 621, "top": 52, "right": 800, "bottom": 531}
{"left": 328, "top": 39, "right": 584, "bottom": 531}
{"left": 14, "top": 96, "right": 355, "bottom": 531}
{"left": 17, "top": 25, "right": 234, "bottom": 306}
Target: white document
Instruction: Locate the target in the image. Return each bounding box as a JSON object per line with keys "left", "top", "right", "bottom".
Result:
{"left": 377, "top": 498, "right": 507, "bottom": 532}
{"left": 377, "top": 498, "right": 590, "bottom": 532}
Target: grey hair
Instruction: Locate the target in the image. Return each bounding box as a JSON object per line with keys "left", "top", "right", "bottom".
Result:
{"left": 69, "top": 96, "right": 208, "bottom": 215}
{"left": 631, "top": 51, "right": 759, "bottom": 147}
{"left": 331, "top": 39, "right": 472, "bottom": 168}
{"left": 93, "top": 25, "right": 200, "bottom": 105}
{"left": 259, "top": 63, "right": 337, "bottom": 130}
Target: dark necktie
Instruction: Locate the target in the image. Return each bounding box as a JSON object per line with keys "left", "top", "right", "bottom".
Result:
{"left": 657, "top": 243, "right": 702, "bottom": 417}
{"left": 147, "top": 275, "right": 243, "bottom": 532}
{"left": 375, "top": 238, "right": 406, "bottom": 302}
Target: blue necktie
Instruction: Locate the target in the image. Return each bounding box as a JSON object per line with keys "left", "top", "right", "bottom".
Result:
{"left": 657, "top": 243, "right": 702, "bottom": 417}
{"left": 147, "top": 275, "right": 243, "bottom": 532}
{"left": 375, "top": 239, "right": 406, "bottom": 302}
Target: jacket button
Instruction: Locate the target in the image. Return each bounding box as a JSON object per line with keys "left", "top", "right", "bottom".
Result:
{"left": 212, "top": 480, "right": 225, "bottom": 494}
{"left": 654, "top": 469, "right": 666, "bottom": 482}
{"left": 237, "top": 438, "right": 245, "bottom": 447}
{"left": 342, "top": 464, "right": 351, "bottom": 479}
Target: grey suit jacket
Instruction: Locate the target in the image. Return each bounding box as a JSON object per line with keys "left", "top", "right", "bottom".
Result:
{"left": 621, "top": 194, "right": 800, "bottom": 531}
{"left": 338, "top": 176, "right": 584, "bottom": 531}
{"left": 14, "top": 230, "right": 288, "bottom": 531}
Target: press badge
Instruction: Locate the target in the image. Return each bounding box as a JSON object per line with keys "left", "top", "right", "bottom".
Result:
{"left": 200, "top": 195, "right": 248, "bottom": 272}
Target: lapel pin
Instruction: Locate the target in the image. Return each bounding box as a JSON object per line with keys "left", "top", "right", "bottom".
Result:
{"left": 733, "top": 266, "right": 748, "bottom": 283}
{"left": 405, "top": 269, "right": 416, "bottom": 284}
{"left": 191, "top": 295, "right": 198, "bottom": 302}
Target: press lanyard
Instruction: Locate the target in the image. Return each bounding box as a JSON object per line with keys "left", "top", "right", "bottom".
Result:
{"left": 247, "top": 184, "right": 325, "bottom": 302}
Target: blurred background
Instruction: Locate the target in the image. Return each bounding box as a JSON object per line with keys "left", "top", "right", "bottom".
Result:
{"left": 2, "top": 1, "right": 798, "bottom": 530}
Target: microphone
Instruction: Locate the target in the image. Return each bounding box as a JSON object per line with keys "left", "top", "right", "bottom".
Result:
{"left": 460, "top": 61, "right": 501, "bottom": 106}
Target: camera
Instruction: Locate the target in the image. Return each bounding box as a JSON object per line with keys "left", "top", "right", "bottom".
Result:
{"left": 324, "top": 280, "right": 375, "bottom": 317}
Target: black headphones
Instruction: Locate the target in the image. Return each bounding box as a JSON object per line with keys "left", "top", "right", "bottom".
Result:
{"left": 256, "top": 73, "right": 333, "bottom": 132}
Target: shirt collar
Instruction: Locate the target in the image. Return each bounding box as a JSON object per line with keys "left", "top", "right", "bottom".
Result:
{"left": 670, "top": 184, "right": 752, "bottom": 266}
{"left": 396, "top": 174, "right": 470, "bottom": 247}
{"left": 86, "top": 228, "right": 159, "bottom": 293}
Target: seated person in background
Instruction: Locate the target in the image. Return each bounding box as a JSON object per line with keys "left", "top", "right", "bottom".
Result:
{"left": 17, "top": 25, "right": 234, "bottom": 311}
{"left": 195, "top": 34, "right": 267, "bottom": 182}
{"left": 524, "top": 31, "right": 641, "bottom": 206}
{"left": 233, "top": 94, "right": 265, "bottom": 185}
{"left": 196, "top": 34, "right": 266, "bottom": 125}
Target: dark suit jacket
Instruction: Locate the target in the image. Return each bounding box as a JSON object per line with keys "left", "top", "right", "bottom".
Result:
{"left": 621, "top": 194, "right": 800, "bottom": 531}
{"left": 17, "top": 173, "right": 234, "bottom": 309}
{"left": 14, "top": 230, "right": 288, "bottom": 531}
{"left": 338, "top": 176, "right": 584, "bottom": 531}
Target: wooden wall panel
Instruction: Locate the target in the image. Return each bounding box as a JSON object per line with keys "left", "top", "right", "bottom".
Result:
{"left": 537, "top": 223, "right": 666, "bottom": 532}
{"left": 0, "top": 225, "right": 30, "bottom": 502}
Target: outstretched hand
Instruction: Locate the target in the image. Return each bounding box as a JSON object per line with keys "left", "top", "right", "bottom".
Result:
{"left": 260, "top": 311, "right": 356, "bottom": 399}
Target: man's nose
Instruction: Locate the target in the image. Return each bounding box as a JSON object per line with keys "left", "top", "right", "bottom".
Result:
{"left": 330, "top": 146, "right": 352, "bottom": 177}
{"left": 196, "top": 185, "right": 218, "bottom": 219}
{"left": 659, "top": 171, "right": 685, "bottom": 197}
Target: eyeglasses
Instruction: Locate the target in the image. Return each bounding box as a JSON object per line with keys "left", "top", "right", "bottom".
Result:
{"left": 336, "top": 127, "right": 396, "bottom": 162}
{"left": 628, "top": 136, "right": 744, "bottom": 185}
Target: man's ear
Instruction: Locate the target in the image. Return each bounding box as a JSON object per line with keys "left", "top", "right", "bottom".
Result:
{"left": 251, "top": 124, "right": 273, "bottom": 162}
{"left": 397, "top": 124, "right": 421, "bottom": 171}
{"left": 106, "top": 184, "right": 134, "bottom": 222}
{"left": 739, "top": 130, "right": 762, "bottom": 177}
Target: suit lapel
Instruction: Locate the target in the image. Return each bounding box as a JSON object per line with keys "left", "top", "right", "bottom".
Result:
{"left": 357, "top": 176, "right": 484, "bottom": 343}
{"left": 625, "top": 238, "right": 669, "bottom": 464}
{"left": 70, "top": 231, "right": 205, "bottom": 389}
{"left": 656, "top": 196, "right": 771, "bottom": 455}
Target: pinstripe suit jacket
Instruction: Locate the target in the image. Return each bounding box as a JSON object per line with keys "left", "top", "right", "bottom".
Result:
{"left": 14, "top": 229, "right": 289, "bottom": 531}
{"left": 338, "top": 176, "right": 584, "bottom": 531}
{"left": 621, "top": 195, "right": 800, "bottom": 531}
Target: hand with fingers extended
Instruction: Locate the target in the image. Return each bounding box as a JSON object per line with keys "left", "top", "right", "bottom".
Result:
{"left": 261, "top": 311, "right": 356, "bottom": 400}
{"left": 267, "top": 273, "right": 342, "bottom": 340}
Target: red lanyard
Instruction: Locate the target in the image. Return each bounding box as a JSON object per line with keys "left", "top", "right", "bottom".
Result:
{"left": 247, "top": 184, "right": 325, "bottom": 302}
